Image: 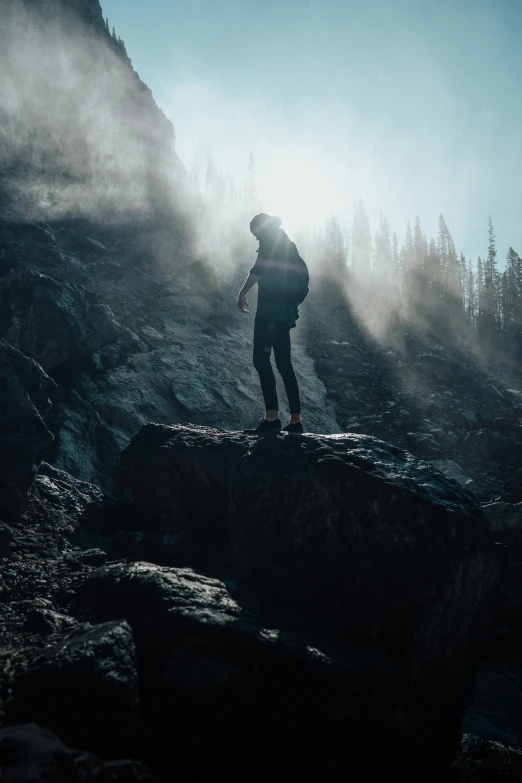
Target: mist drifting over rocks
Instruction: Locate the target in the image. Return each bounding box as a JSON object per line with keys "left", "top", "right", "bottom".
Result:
{"left": 1, "top": 1, "right": 522, "bottom": 781}
{"left": 0, "top": 0, "right": 185, "bottom": 223}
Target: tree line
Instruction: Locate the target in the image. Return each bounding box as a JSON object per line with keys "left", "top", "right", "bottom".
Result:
{"left": 312, "top": 202, "right": 522, "bottom": 356}
{"left": 191, "top": 155, "right": 522, "bottom": 358}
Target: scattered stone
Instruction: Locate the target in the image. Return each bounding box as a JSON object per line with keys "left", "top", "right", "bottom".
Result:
{"left": 405, "top": 432, "right": 442, "bottom": 456}
{"left": 482, "top": 502, "right": 522, "bottom": 533}
{"left": 24, "top": 608, "right": 73, "bottom": 635}
{"left": 454, "top": 410, "right": 479, "bottom": 430}
{"left": 35, "top": 463, "right": 105, "bottom": 512}
{"left": 75, "top": 548, "right": 107, "bottom": 566}
{"left": 465, "top": 479, "right": 483, "bottom": 500}
{"left": 415, "top": 353, "right": 466, "bottom": 382}
{"left": 430, "top": 460, "right": 471, "bottom": 488}
{"left": 85, "top": 236, "right": 108, "bottom": 250}
{"left": 463, "top": 429, "right": 522, "bottom": 462}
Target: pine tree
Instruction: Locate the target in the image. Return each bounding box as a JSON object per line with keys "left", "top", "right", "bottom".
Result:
{"left": 400, "top": 222, "right": 416, "bottom": 313}
{"left": 403, "top": 221, "right": 414, "bottom": 275}
{"left": 424, "top": 237, "right": 441, "bottom": 315}
{"left": 476, "top": 257, "right": 485, "bottom": 332}
{"left": 466, "top": 260, "right": 476, "bottom": 326}
{"left": 413, "top": 216, "right": 427, "bottom": 270}
{"left": 203, "top": 156, "right": 224, "bottom": 204}
{"left": 374, "top": 213, "right": 395, "bottom": 293}
{"left": 324, "top": 215, "right": 347, "bottom": 276}
{"left": 481, "top": 217, "right": 500, "bottom": 340}
{"left": 392, "top": 231, "right": 402, "bottom": 294}
{"left": 351, "top": 199, "right": 372, "bottom": 279}
{"left": 504, "top": 247, "right": 522, "bottom": 345}
{"left": 437, "top": 215, "right": 459, "bottom": 305}
{"left": 105, "top": 17, "right": 110, "bottom": 32}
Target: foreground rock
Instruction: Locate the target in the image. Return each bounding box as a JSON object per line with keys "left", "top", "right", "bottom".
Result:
{"left": 0, "top": 340, "right": 55, "bottom": 518}
{"left": 72, "top": 560, "right": 447, "bottom": 778}
{"left": 0, "top": 724, "right": 153, "bottom": 782}
{"left": 119, "top": 424, "right": 502, "bottom": 764}
{"left": 76, "top": 560, "right": 390, "bottom": 714}
{"left": 7, "top": 621, "right": 138, "bottom": 758}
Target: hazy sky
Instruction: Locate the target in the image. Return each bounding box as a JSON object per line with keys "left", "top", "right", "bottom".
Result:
{"left": 101, "top": 0, "right": 521, "bottom": 266}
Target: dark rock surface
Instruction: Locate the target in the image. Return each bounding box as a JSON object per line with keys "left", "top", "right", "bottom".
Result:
{"left": 75, "top": 561, "right": 397, "bottom": 730}
{"left": 453, "top": 734, "right": 522, "bottom": 781}
{"left": 482, "top": 501, "right": 522, "bottom": 532}
{"left": 35, "top": 462, "right": 105, "bottom": 511}
{"left": 1, "top": 1, "right": 522, "bottom": 778}
{"left": 0, "top": 269, "right": 122, "bottom": 371}
{"left": 0, "top": 723, "right": 154, "bottom": 782}
{"left": 118, "top": 423, "right": 502, "bottom": 764}
{"left": 0, "top": 341, "right": 55, "bottom": 519}
{"left": 303, "top": 278, "right": 522, "bottom": 504}
{"left": 7, "top": 620, "right": 138, "bottom": 758}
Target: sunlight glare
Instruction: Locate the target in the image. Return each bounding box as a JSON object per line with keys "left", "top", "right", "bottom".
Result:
{"left": 256, "top": 144, "right": 347, "bottom": 235}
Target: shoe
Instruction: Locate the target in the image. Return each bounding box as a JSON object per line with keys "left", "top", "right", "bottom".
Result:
{"left": 253, "top": 418, "right": 282, "bottom": 434}
{"left": 283, "top": 422, "right": 304, "bottom": 434}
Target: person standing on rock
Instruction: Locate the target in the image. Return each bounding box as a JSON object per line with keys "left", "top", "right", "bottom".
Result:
{"left": 238, "top": 213, "right": 309, "bottom": 434}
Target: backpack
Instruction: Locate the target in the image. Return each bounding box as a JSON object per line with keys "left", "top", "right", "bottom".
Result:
{"left": 285, "top": 243, "right": 310, "bottom": 305}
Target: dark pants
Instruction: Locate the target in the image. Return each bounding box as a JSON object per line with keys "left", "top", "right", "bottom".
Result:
{"left": 253, "top": 315, "right": 301, "bottom": 414}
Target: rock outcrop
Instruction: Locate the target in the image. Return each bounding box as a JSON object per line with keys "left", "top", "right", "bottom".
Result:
{"left": 0, "top": 340, "right": 55, "bottom": 518}
{"left": 0, "top": 269, "right": 122, "bottom": 371}
{"left": 118, "top": 423, "right": 502, "bottom": 765}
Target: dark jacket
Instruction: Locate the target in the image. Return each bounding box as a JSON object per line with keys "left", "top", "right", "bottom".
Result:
{"left": 249, "top": 228, "right": 309, "bottom": 327}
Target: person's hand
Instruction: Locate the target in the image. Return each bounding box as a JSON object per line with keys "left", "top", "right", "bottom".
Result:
{"left": 238, "top": 292, "right": 249, "bottom": 313}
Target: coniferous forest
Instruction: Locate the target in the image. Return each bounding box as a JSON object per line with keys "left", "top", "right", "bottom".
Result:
{"left": 189, "top": 153, "right": 522, "bottom": 360}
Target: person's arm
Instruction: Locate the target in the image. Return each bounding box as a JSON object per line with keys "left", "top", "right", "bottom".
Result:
{"left": 238, "top": 272, "right": 260, "bottom": 313}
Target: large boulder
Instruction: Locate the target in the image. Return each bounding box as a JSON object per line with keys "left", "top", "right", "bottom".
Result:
{"left": 7, "top": 620, "right": 138, "bottom": 758}
{"left": 0, "top": 269, "right": 122, "bottom": 371}
{"left": 0, "top": 340, "right": 55, "bottom": 518}
{"left": 75, "top": 561, "right": 384, "bottom": 721}
{"left": 118, "top": 424, "right": 502, "bottom": 762}
{"left": 75, "top": 561, "right": 428, "bottom": 777}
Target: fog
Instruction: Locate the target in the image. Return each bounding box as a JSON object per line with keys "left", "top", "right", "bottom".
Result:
{"left": 0, "top": 0, "right": 518, "bottom": 361}
{"left": 0, "top": 0, "right": 184, "bottom": 223}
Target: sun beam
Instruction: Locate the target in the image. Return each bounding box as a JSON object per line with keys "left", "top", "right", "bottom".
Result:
{"left": 256, "top": 143, "right": 347, "bottom": 235}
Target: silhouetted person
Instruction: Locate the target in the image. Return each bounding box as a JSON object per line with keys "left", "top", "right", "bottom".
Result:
{"left": 238, "top": 214, "right": 309, "bottom": 434}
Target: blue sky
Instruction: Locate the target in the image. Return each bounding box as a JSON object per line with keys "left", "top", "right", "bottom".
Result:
{"left": 101, "top": 0, "right": 522, "bottom": 266}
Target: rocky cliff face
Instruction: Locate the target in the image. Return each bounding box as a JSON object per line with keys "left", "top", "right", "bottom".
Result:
{"left": 1, "top": 2, "right": 522, "bottom": 780}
